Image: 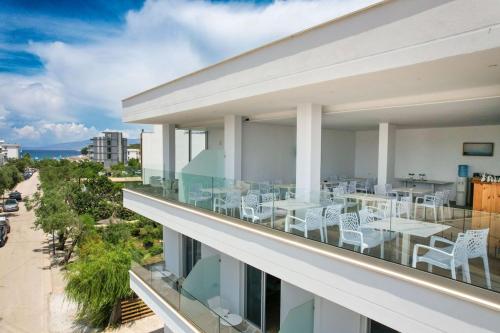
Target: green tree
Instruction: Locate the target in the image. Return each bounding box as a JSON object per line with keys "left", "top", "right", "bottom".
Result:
{"left": 80, "top": 146, "right": 89, "bottom": 155}
{"left": 127, "top": 158, "right": 140, "bottom": 170}
{"left": 65, "top": 240, "right": 139, "bottom": 328}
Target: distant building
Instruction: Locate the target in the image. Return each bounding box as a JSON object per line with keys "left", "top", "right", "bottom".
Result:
{"left": 127, "top": 148, "right": 141, "bottom": 162}
{"left": 89, "top": 132, "right": 127, "bottom": 168}
{"left": 0, "top": 140, "right": 20, "bottom": 165}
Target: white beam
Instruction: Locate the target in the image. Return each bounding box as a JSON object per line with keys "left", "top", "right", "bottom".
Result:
{"left": 296, "top": 103, "right": 322, "bottom": 199}
{"left": 224, "top": 115, "right": 242, "bottom": 180}
{"left": 377, "top": 123, "right": 396, "bottom": 185}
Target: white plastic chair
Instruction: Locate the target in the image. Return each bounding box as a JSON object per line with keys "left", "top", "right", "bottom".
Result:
{"left": 261, "top": 192, "right": 286, "bottom": 217}
{"left": 323, "top": 204, "right": 342, "bottom": 243}
{"left": 214, "top": 191, "right": 241, "bottom": 216}
{"left": 288, "top": 208, "right": 325, "bottom": 241}
{"left": 414, "top": 191, "right": 445, "bottom": 222}
{"left": 347, "top": 181, "right": 357, "bottom": 194}
{"left": 339, "top": 212, "right": 385, "bottom": 257}
{"left": 442, "top": 189, "right": 452, "bottom": 218}
{"left": 188, "top": 183, "right": 212, "bottom": 206}
{"left": 240, "top": 194, "right": 272, "bottom": 223}
{"left": 412, "top": 233, "right": 470, "bottom": 283}
{"left": 429, "top": 229, "right": 490, "bottom": 289}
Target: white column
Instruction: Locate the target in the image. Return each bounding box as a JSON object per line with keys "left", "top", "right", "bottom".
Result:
{"left": 296, "top": 103, "right": 322, "bottom": 200}
{"left": 161, "top": 124, "right": 176, "bottom": 179}
{"left": 224, "top": 115, "right": 242, "bottom": 180}
{"left": 377, "top": 123, "right": 396, "bottom": 185}
{"left": 163, "top": 226, "right": 182, "bottom": 277}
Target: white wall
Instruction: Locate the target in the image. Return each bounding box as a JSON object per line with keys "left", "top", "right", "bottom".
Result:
{"left": 321, "top": 130, "right": 356, "bottom": 179}
{"left": 242, "top": 122, "right": 296, "bottom": 183}
{"left": 163, "top": 226, "right": 182, "bottom": 277}
{"left": 395, "top": 125, "right": 500, "bottom": 181}
{"left": 314, "top": 296, "right": 365, "bottom": 333}
{"left": 354, "top": 130, "right": 378, "bottom": 179}
{"left": 207, "top": 128, "right": 224, "bottom": 150}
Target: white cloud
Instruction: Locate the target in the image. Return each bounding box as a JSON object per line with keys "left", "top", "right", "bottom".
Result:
{"left": 12, "top": 122, "right": 100, "bottom": 143}
{"left": 2, "top": 0, "right": 378, "bottom": 144}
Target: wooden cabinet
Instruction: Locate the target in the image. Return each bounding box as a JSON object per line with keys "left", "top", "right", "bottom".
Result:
{"left": 472, "top": 181, "right": 500, "bottom": 213}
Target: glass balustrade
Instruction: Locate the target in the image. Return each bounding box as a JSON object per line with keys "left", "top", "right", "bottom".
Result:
{"left": 126, "top": 169, "right": 500, "bottom": 293}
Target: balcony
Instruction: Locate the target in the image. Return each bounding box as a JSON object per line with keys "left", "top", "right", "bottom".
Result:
{"left": 125, "top": 169, "right": 500, "bottom": 296}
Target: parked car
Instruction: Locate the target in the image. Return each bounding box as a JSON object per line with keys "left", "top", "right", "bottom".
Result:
{"left": 0, "top": 218, "right": 8, "bottom": 246}
{"left": 3, "top": 199, "right": 19, "bottom": 212}
{"left": 0, "top": 216, "right": 11, "bottom": 233}
{"left": 9, "top": 191, "right": 22, "bottom": 201}
{"left": 23, "top": 172, "right": 32, "bottom": 180}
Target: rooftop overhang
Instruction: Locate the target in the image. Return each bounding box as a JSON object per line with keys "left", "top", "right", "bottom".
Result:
{"left": 122, "top": 0, "right": 500, "bottom": 129}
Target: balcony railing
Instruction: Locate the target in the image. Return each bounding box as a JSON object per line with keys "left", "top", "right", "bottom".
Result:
{"left": 131, "top": 260, "right": 247, "bottom": 333}
{"left": 125, "top": 169, "right": 500, "bottom": 294}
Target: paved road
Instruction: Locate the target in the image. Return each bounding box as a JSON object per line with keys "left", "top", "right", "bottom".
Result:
{"left": 0, "top": 173, "right": 52, "bottom": 333}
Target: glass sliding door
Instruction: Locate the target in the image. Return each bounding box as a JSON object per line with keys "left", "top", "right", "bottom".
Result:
{"left": 183, "top": 236, "right": 201, "bottom": 277}
{"left": 245, "top": 264, "right": 281, "bottom": 333}
{"left": 245, "top": 265, "right": 262, "bottom": 328}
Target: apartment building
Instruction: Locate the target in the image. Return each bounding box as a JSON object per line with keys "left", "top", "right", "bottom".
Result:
{"left": 122, "top": 1, "right": 500, "bottom": 332}
{"left": 0, "top": 140, "right": 20, "bottom": 165}
{"left": 89, "top": 132, "right": 127, "bottom": 168}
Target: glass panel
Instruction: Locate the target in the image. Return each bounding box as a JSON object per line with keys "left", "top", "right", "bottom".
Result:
{"left": 264, "top": 274, "right": 280, "bottom": 333}
{"left": 180, "top": 288, "right": 220, "bottom": 333}
{"left": 245, "top": 265, "right": 262, "bottom": 328}
{"left": 278, "top": 300, "right": 313, "bottom": 333}
{"left": 125, "top": 170, "right": 500, "bottom": 294}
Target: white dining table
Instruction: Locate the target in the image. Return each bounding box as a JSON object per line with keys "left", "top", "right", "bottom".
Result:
{"left": 220, "top": 313, "right": 243, "bottom": 327}
{"left": 260, "top": 199, "right": 319, "bottom": 230}
{"left": 392, "top": 187, "right": 433, "bottom": 200}
{"left": 361, "top": 217, "right": 451, "bottom": 265}
{"left": 338, "top": 193, "right": 391, "bottom": 209}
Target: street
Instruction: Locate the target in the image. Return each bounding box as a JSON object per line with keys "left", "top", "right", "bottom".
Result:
{"left": 0, "top": 173, "right": 52, "bottom": 333}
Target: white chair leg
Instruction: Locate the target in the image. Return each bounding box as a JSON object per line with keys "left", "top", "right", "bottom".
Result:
{"left": 463, "top": 261, "right": 471, "bottom": 284}
{"left": 483, "top": 255, "right": 492, "bottom": 289}
{"left": 319, "top": 227, "right": 324, "bottom": 243}
{"left": 428, "top": 263, "right": 433, "bottom": 273}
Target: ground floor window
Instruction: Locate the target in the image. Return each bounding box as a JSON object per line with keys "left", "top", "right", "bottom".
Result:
{"left": 183, "top": 236, "right": 201, "bottom": 277}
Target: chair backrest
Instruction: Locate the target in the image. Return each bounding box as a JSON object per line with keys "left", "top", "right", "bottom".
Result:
{"left": 331, "top": 186, "right": 345, "bottom": 197}
{"left": 434, "top": 191, "right": 445, "bottom": 206}
{"left": 396, "top": 200, "right": 411, "bottom": 219}
{"left": 385, "top": 183, "right": 393, "bottom": 192}
{"left": 260, "top": 183, "right": 271, "bottom": 193}
{"left": 261, "top": 192, "right": 277, "bottom": 203}
{"left": 324, "top": 205, "right": 342, "bottom": 226}
{"left": 358, "top": 208, "right": 376, "bottom": 226}
{"left": 340, "top": 212, "right": 360, "bottom": 232}
{"left": 451, "top": 234, "right": 468, "bottom": 263}
{"left": 305, "top": 208, "right": 324, "bottom": 229}
{"left": 242, "top": 194, "right": 259, "bottom": 209}
{"left": 226, "top": 191, "right": 241, "bottom": 206}
{"left": 285, "top": 191, "right": 295, "bottom": 199}
{"left": 374, "top": 184, "right": 386, "bottom": 196}
{"left": 348, "top": 181, "right": 357, "bottom": 194}
{"left": 465, "top": 228, "right": 489, "bottom": 258}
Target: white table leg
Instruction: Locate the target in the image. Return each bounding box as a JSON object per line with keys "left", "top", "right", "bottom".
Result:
{"left": 401, "top": 233, "right": 410, "bottom": 265}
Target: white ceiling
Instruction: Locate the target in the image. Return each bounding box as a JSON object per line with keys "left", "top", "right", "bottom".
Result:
{"left": 167, "top": 47, "right": 500, "bottom": 130}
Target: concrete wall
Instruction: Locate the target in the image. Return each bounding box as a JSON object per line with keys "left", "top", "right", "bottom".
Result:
{"left": 354, "top": 125, "right": 500, "bottom": 192}
{"left": 242, "top": 123, "right": 296, "bottom": 183}
{"left": 163, "top": 226, "right": 182, "bottom": 277}
{"left": 394, "top": 125, "right": 500, "bottom": 181}
{"left": 354, "top": 130, "right": 378, "bottom": 179}
{"left": 321, "top": 130, "right": 356, "bottom": 180}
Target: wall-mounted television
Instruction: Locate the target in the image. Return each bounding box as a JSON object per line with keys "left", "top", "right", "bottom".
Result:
{"left": 463, "top": 142, "right": 494, "bottom": 156}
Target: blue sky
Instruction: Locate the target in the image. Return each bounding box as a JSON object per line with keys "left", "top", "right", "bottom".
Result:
{"left": 0, "top": 0, "right": 376, "bottom": 146}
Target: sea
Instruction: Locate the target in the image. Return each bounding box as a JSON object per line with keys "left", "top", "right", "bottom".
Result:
{"left": 21, "top": 149, "right": 81, "bottom": 160}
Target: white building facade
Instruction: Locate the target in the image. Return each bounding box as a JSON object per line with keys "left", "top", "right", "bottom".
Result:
{"left": 89, "top": 132, "right": 127, "bottom": 168}
{"left": 122, "top": 1, "right": 500, "bottom": 332}
{"left": 0, "top": 140, "right": 20, "bottom": 165}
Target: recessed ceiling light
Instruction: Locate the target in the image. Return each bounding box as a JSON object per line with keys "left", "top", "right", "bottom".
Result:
{"left": 488, "top": 64, "right": 498, "bottom": 68}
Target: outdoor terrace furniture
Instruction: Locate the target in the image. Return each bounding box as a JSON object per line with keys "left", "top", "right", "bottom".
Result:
{"left": 260, "top": 198, "right": 319, "bottom": 230}
{"left": 323, "top": 204, "right": 342, "bottom": 243}
{"left": 188, "top": 183, "right": 212, "bottom": 207}
{"left": 241, "top": 194, "right": 272, "bottom": 223}
{"left": 414, "top": 191, "right": 445, "bottom": 222}
{"left": 287, "top": 208, "right": 325, "bottom": 242}
{"left": 339, "top": 212, "right": 385, "bottom": 257}
{"left": 412, "top": 233, "right": 470, "bottom": 283}
{"left": 213, "top": 191, "right": 241, "bottom": 217}
{"left": 426, "top": 229, "right": 491, "bottom": 289}
{"left": 363, "top": 217, "right": 450, "bottom": 265}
